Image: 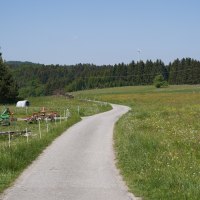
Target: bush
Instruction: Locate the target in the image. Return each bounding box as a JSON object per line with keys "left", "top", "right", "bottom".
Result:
{"left": 153, "top": 75, "right": 168, "bottom": 88}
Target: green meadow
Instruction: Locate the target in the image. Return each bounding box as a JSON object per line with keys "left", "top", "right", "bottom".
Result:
{"left": 75, "top": 85, "right": 200, "bottom": 200}
{"left": 0, "top": 96, "right": 111, "bottom": 193}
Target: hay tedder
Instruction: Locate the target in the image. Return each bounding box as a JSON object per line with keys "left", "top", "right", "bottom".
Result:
{"left": 0, "top": 108, "right": 14, "bottom": 126}
{"left": 25, "top": 107, "right": 60, "bottom": 124}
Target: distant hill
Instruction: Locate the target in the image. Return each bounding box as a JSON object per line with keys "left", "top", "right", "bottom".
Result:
{"left": 6, "top": 61, "right": 37, "bottom": 68}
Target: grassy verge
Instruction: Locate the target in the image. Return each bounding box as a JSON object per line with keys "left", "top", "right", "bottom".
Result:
{"left": 0, "top": 96, "right": 111, "bottom": 193}
{"left": 75, "top": 85, "right": 200, "bottom": 199}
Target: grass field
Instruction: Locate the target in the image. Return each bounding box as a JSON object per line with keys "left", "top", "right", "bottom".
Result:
{"left": 0, "top": 96, "right": 111, "bottom": 193}
{"left": 74, "top": 85, "right": 200, "bottom": 199}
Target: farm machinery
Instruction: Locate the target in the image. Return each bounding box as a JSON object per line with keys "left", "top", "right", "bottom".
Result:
{"left": 25, "top": 107, "right": 60, "bottom": 124}
{"left": 0, "top": 107, "right": 14, "bottom": 126}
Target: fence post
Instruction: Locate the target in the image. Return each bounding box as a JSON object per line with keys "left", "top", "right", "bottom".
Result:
{"left": 26, "top": 128, "right": 29, "bottom": 143}
{"left": 39, "top": 121, "right": 41, "bottom": 139}
{"left": 8, "top": 132, "right": 11, "bottom": 148}
{"left": 47, "top": 123, "right": 49, "bottom": 133}
{"left": 65, "top": 109, "right": 68, "bottom": 121}
{"left": 55, "top": 117, "right": 57, "bottom": 126}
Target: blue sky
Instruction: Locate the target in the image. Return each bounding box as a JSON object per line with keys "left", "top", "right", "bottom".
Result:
{"left": 1, "top": 0, "right": 200, "bottom": 65}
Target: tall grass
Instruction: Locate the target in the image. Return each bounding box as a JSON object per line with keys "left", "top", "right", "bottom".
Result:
{"left": 75, "top": 85, "right": 200, "bottom": 199}
{"left": 0, "top": 96, "right": 111, "bottom": 193}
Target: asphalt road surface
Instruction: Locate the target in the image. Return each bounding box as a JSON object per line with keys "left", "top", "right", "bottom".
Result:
{"left": 1, "top": 104, "right": 139, "bottom": 200}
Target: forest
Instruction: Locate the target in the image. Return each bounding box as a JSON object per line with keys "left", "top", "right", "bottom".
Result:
{"left": 5, "top": 57, "right": 200, "bottom": 98}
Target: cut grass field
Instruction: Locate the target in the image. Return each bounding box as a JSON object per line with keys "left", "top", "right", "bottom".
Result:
{"left": 74, "top": 85, "right": 200, "bottom": 199}
{"left": 0, "top": 96, "right": 111, "bottom": 193}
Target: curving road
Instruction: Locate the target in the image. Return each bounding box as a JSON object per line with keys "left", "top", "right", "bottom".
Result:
{"left": 1, "top": 104, "right": 138, "bottom": 200}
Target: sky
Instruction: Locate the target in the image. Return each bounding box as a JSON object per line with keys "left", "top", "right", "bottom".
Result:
{"left": 1, "top": 0, "right": 200, "bottom": 65}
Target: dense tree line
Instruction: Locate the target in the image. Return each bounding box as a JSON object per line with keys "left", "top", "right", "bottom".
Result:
{"left": 168, "top": 58, "right": 200, "bottom": 84}
{"left": 0, "top": 54, "right": 18, "bottom": 103}
{"left": 6, "top": 57, "right": 200, "bottom": 98}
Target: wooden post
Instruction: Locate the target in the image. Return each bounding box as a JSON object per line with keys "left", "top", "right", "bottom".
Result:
{"left": 55, "top": 117, "right": 57, "bottom": 126}
{"left": 65, "top": 109, "right": 67, "bottom": 121}
{"left": 47, "top": 123, "right": 49, "bottom": 133}
{"left": 8, "top": 133, "right": 11, "bottom": 148}
{"left": 26, "top": 128, "right": 29, "bottom": 143}
{"left": 39, "top": 121, "right": 41, "bottom": 139}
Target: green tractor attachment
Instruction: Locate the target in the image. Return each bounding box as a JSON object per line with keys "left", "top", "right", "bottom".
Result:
{"left": 0, "top": 108, "right": 12, "bottom": 126}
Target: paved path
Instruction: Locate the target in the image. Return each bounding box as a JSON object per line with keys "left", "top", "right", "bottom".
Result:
{"left": 1, "top": 104, "right": 138, "bottom": 200}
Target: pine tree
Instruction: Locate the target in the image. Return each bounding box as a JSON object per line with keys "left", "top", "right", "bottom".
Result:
{"left": 127, "top": 61, "right": 135, "bottom": 85}
{"left": 0, "top": 53, "right": 19, "bottom": 103}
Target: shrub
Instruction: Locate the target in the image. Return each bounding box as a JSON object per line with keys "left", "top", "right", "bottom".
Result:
{"left": 153, "top": 75, "right": 168, "bottom": 88}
